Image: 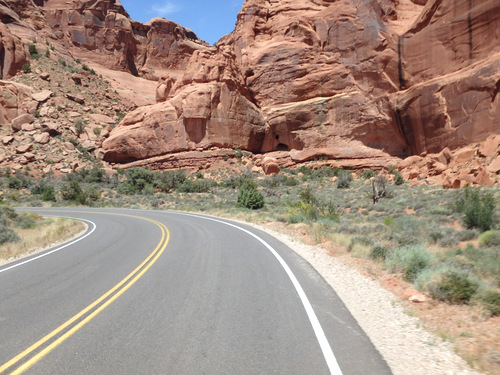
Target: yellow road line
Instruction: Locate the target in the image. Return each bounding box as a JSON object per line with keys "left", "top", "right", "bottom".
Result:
{"left": 0, "top": 212, "right": 170, "bottom": 374}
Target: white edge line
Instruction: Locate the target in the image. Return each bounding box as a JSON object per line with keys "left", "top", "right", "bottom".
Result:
{"left": 170, "top": 211, "right": 343, "bottom": 375}
{"left": 0, "top": 216, "right": 96, "bottom": 274}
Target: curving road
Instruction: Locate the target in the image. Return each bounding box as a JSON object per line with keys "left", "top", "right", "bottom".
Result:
{"left": 0, "top": 208, "right": 392, "bottom": 375}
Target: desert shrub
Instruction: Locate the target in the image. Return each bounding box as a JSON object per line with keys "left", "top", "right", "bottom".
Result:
{"left": 222, "top": 173, "right": 256, "bottom": 190}
{"left": 360, "top": 169, "right": 376, "bottom": 179}
{"left": 29, "top": 45, "right": 41, "bottom": 60}
{"left": 283, "top": 176, "right": 299, "bottom": 186}
{"left": 417, "top": 267, "right": 479, "bottom": 304}
{"left": 348, "top": 236, "right": 374, "bottom": 252}
{"left": 14, "top": 214, "right": 37, "bottom": 229}
{"left": 389, "top": 215, "right": 428, "bottom": 246}
{"left": 0, "top": 223, "right": 19, "bottom": 245}
{"left": 32, "top": 183, "right": 56, "bottom": 202}
{"left": 393, "top": 170, "right": 404, "bottom": 185}
{"left": 28, "top": 44, "right": 38, "bottom": 56}
{"left": 370, "top": 175, "right": 388, "bottom": 203}
{"left": 479, "top": 230, "right": 500, "bottom": 247}
{"left": 79, "top": 165, "right": 108, "bottom": 184}
{"left": 311, "top": 166, "right": 337, "bottom": 179}
{"left": 75, "top": 119, "right": 86, "bottom": 135}
{"left": 86, "top": 186, "right": 101, "bottom": 202}
{"left": 370, "top": 246, "right": 388, "bottom": 261}
{"left": 154, "top": 170, "right": 186, "bottom": 193}
{"left": 336, "top": 171, "right": 352, "bottom": 189}
{"left": 81, "top": 64, "right": 96, "bottom": 75}
{"left": 8, "top": 176, "right": 25, "bottom": 190}
{"left": 479, "top": 290, "right": 500, "bottom": 316}
{"left": 452, "top": 187, "right": 496, "bottom": 232}
{"left": 456, "top": 229, "right": 479, "bottom": 242}
{"left": 287, "top": 201, "right": 318, "bottom": 223}
{"left": 237, "top": 187, "right": 264, "bottom": 210}
{"left": 261, "top": 174, "right": 287, "bottom": 189}
{"left": 21, "top": 63, "right": 31, "bottom": 73}
{"left": 41, "top": 186, "right": 56, "bottom": 202}
{"left": 178, "top": 179, "right": 216, "bottom": 193}
{"left": 299, "top": 187, "right": 317, "bottom": 204}
{"left": 385, "top": 245, "right": 434, "bottom": 282}
{"left": 117, "top": 167, "right": 155, "bottom": 195}
{"left": 61, "top": 180, "right": 86, "bottom": 204}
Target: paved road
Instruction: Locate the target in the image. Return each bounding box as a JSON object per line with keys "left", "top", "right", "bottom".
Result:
{"left": 0, "top": 208, "right": 392, "bottom": 375}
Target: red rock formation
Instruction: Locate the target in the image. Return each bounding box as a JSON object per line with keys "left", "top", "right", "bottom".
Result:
{"left": 0, "top": 3, "right": 28, "bottom": 78}
{"left": 39, "top": 0, "right": 208, "bottom": 77}
{"left": 391, "top": 0, "right": 500, "bottom": 154}
{"left": 103, "top": 0, "right": 410, "bottom": 163}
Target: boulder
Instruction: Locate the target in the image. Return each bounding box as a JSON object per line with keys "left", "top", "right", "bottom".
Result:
{"left": 16, "top": 143, "right": 33, "bottom": 153}
{"left": 32, "top": 90, "right": 53, "bottom": 102}
{"left": 34, "top": 132, "right": 50, "bottom": 144}
{"left": 262, "top": 157, "right": 280, "bottom": 175}
{"left": 487, "top": 156, "right": 500, "bottom": 174}
{"left": 11, "top": 113, "right": 35, "bottom": 132}
{"left": 479, "top": 134, "right": 500, "bottom": 158}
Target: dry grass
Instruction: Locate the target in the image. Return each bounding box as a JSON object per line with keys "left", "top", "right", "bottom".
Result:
{"left": 0, "top": 218, "right": 86, "bottom": 261}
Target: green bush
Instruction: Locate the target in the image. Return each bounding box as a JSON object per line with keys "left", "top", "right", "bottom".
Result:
{"left": 237, "top": 188, "right": 264, "bottom": 210}
{"left": 0, "top": 223, "right": 19, "bottom": 245}
{"left": 75, "top": 119, "right": 86, "bottom": 135}
{"left": 348, "top": 236, "right": 374, "bottom": 252}
{"left": 360, "top": 169, "right": 376, "bottom": 179}
{"left": 420, "top": 269, "right": 479, "bottom": 304}
{"left": 117, "top": 167, "right": 156, "bottom": 195}
{"left": 177, "top": 179, "right": 216, "bottom": 193}
{"left": 370, "top": 246, "right": 388, "bottom": 261}
{"left": 41, "top": 186, "right": 56, "bottom": 202}
{"left": 222, "top": 173, "right": 256, "bottom": 190}
{"left": 22, "top": 63, "right": 31, "bottom": 73}
{"left": 32, "top": 183, "right": 57, "bottom": 202}
{"left": 61, "top": 180, "right": 86, "bottom": 204}
{"left": 479, "top": 290, "right": 500, "bottom": 316}
{"left": 453, "top": 187, "right": 496, "bottom": 232}
{"left": 153, "top": 170, "right": 186, "bottom": 193}
{"left": 28, "top": 44, "right": 41, "bottom": 59}
{"left": 393, "top": 170, "right": 404, "bottom": 185}
{"left": 283, "top": 176, "right": 299, "bottom": 186}
{"left": 336, "top": 171, "right": 352, "bottom": 189}
{"left": 478, "top": 230, "right": 500, "bottom": 247}
{"left": 385, "top": 245, "right": 434, "bottom": 282}
{"left": 14, "top": 214, "right": 37, "bottom": 229}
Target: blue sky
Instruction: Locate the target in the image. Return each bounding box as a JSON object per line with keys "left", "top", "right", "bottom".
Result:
{"left": 120, "top": 0, "right": 245, "bottom": 45}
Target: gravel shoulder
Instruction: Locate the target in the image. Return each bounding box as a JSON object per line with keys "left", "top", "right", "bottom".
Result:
{"left": 247, "top": 222, "right": 482, "bottom": 375}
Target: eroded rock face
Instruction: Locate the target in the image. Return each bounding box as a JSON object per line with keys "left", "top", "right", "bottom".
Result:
{"left": 0, "top": 4, "right": 28, "bottom": 78}
{"left": 104, "top": 0, "right": 410, "bottom": 162}
{"left": 104, "top": 0, "right": 500, "bottom": 166}
{"left": 393, "top": 0, "right": 500, "bottom": 154}
{"left": 39, "top": 0, "right": 209, "bottom": 77}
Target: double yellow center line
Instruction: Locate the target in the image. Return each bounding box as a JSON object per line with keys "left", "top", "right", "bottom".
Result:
{"left": 0, "top": 213, "right": 170, "bottom": 374}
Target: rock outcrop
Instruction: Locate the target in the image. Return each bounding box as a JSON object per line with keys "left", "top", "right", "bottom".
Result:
{"left": 392, "top": 0, "right": 500, "bottom": 154}
{"left": 0, "top": 0, "right": 498, "bottom": 179}
{"left": 103, "top": 0, "right": 500, "bottom": 168}
{"left": 39, "top": 0, "right": 209, "bottom": 78}
{"left": 103, "top": 0, "right": 410, "bottom": 163}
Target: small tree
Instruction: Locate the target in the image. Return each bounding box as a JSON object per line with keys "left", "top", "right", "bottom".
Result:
{"left": 370, "top": 176, "right": 387, "bottom": 204}
{"left": 453, "top": 187, "right": 496, "bottom": 232}
{"left": 237, "top": 187, "right": 264, "bottom": 210}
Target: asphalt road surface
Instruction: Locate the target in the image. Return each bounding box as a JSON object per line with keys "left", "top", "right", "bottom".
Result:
{"left": 0, "top": 208, "right": 392, "bottom": 375}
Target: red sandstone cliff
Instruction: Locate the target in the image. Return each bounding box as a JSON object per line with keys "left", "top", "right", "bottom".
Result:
{"left": 102, "top": 0, "right": 500, "bottom": 167}
{"left": 0, "top": 0, "right": 498, "bottom": 176}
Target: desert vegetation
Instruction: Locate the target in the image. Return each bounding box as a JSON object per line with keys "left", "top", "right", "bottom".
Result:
{"left": 0, "top": 162, "right": 498, "bottom": 372}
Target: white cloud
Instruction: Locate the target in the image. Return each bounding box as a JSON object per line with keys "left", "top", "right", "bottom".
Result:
{"left": 151, "top": 2, "right": 179, "bottom": 17}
